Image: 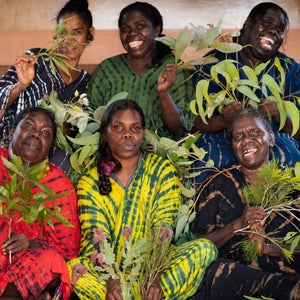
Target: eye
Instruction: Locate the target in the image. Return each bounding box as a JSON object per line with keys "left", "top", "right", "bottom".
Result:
{"left": 23, "top": 122, "right": 34, "bottom": 130}
{"left": 233, "top": 134, "right": 243, "bottom": 141}
{"left": 131, "top": 125, "right": 142, "bottom": 133}
{"left": 111, "top": 123, "right": 122, "bottom": 131}
{"left": 120, "top": 26, "right": 128, "bottom": 33}
{"left": 250, "top": 130, "right": 259, "bottom": 136}
{"left": 137, "top": 23, "right": 145, "bottom": 30}
{"left": 41, "top": 129, "right": 51, "bottom": 137}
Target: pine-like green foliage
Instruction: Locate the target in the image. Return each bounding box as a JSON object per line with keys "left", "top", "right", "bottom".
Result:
{"left": 241, "top": 161, "right": 300, "bottom": 263}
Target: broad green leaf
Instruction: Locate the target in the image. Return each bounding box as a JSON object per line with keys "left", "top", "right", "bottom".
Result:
{"left": 6, "top": 197, "right": 21, "bottom": 210}
{"left": 238, "top": 79, "right": 260, "bottom": 89}
{"left": 93, "top": 105, "right": 106, "bottom": 122}
{"left": 67, "top": 132, "right": 100, "bottom": 145}
{"left": 241, "top": 66, "right": 258, "bottom": 85}
{"left": 290, "top": 234, "right": 300, "bottom": 252}
{"left": 254, "top": 60, "right": 270, "bottom": 76}
{"left": 277, "top": 100, "right": 287, "bottom": 131}
{"left": 237, "top": 85, "right": 261, "bottom": 103}
{"left": 188, "top": 211, "right": 196, "bottom": 223}
{"left": 175, "top": 26, "right": 190, "bottom": 63}
{"left": 175, "top": 214, "right": 188, "bottom": 240}
{"left": 191, "top": 144, "right": 206, "bottom": 160}
{"left": 274, "top": 57, "right": 286, "bottom": 90}
{"left": 79, "top": 145, "right": 91, "bottom": 165}
{"left": 179, "top": 183, "right": 196, "bottom": 198}
{"left": 282, "top": 101, "right": 299, "bottom": 136}
{"left": 196, "top": 26, "right": 220, "bottom": 51}
{"left": 155, "top": 36, "right": 176, "bottom": 48}
{"left": 78, "top": 116, "right": 88, "bottom": 133}
{"left": 213, "top": 42, "right": 243, "bottom": 53}
{"left": 295, "top": 162, "right": 300, "bottom": 177}
{"left": 178, "top": 204, "right": 189, "bottom": 216}
{"left": 178, "top": 56, "right": 218, "bottom": 68}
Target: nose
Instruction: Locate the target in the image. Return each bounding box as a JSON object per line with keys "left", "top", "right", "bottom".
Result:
{"left": 30, "top": 128, "right": 40, "bottom": 139}
{"left": 241, "top": 135, "right": 253, "bottom": 144}
{"left": 122, "top": 129, "right": 132, "bottom": 139}
{"left": 127, "top": 28, "right": 138, "bottom": 36}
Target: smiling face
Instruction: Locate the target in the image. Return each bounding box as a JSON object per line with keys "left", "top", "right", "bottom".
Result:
{"left": 241, "top": 7, "right": 286, "bottom": 62}
{"left": 119, "top": 10, "right": 160, "bottom": 60}
{"left": 9, "top": 111, "right": 54, "bottom": 166}
{"left": 56, "top": 13, "right": 93, "bottom": 61}
{"left": 105, "top": 108, "right": 145, "bottom": 163}
{"left": 231, "top": 113, "right": 275, "bottom": 172}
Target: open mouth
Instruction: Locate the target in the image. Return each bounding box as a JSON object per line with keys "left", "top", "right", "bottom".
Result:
{"left": 243, "top": 148, "right": 257, "bottom": 157}
{"left": 129, "top": 41, "right": 143, "bottom": 48}
{"left": 259, "top": 36, "right": 275, "bottom": 50}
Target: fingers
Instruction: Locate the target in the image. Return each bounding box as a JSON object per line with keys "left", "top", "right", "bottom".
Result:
{"left": 2, "top": 233, "right": 30, "bottom": 255}
{"left": 222, "top": 101, "right": 243, "bottom": 121}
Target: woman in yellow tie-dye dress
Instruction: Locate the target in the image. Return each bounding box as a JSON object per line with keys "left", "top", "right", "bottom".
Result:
{"left": 68, "top": 99, "right": 217, "bottom": 300}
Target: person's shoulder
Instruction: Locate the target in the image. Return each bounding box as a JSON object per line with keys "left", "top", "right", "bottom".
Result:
{"left": 77, "top": 166, "right": 99, "bottom": 187}
{"left": 276, "top": 51, "right": 300, "bottom": 68}
{"left": 97, "top": 54, "right": 124, "bottom": 67}
{"left": 143, "top": 152, "right": 176, "bottom": 172}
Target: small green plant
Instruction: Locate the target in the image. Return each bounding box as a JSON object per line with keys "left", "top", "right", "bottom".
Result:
{"left": 34, "top": 16, "right": 86, "bottom": 79}
{"left": 0, "top": 153, "right": 73, "bottom": 261}
{"left": 239, "top": 161, "right": 300, "bottom": 263}
{"left": 156, "top": 16, "right": 242, "bottom": 69}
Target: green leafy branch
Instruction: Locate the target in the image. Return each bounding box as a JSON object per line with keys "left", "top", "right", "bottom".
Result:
{"left": 190, "top": 49, "right": 299, "bottom": 136}
{"left": 33, "top": 17, "right": 86, "bottom": 80}
{"left": 156, "top": 15, "right": 242, "bottom": 69}
{"left": 238, "top": 161, "right": 300, "bottom": 263}
{"left": 0, "top": 153, "right": 73, "bottom": 261}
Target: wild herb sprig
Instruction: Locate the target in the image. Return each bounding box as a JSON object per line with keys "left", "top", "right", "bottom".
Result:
{"left": 0, "top": 153, "right": 73, "bottom": 262}
{"left": 239, "top": 161, "right": 300, "bottom": 263}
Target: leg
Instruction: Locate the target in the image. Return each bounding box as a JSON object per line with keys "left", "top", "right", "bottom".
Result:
{"left": 196, "top": 258, "right": 300, "bottom": 300}
{"left": 160, "top": 238, "right": 218, "bottom": 299}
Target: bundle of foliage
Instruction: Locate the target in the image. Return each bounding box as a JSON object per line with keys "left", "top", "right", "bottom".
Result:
{"left": 33, "top": 16, "right": 85, "bottom": 79}
{"left": 241, "top": 161, "right": 300, "bottom": 263}
{"left": 38, "top": 92, "right": 210, "bottom": 241}
{"left": 0, "top": 153, "right": 73, "bottom": 261}
{"left": 157, "top": 20, "right": 299, "bottom": 137}
{"left": 156, "top": 16, "right": 242, "bottom": 69}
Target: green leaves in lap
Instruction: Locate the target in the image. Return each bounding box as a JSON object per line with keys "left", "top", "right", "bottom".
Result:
{"left": 241, "top": 160, "right": 300, "bottom": 263}
{"left": 0, "top": 154, "right": 73, "bottom": 239}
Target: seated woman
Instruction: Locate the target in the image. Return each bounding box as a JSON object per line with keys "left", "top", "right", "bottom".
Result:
{"left": 0, "top": 107, "right": 80, "bottom": 300}
{"left": 191, "top": 109, "right": 300, "bottom": 300}
{"left": 87, "top": 2, "right": 194, "bottom": 140}
{"left": 67, "top": 99, "right": 217, "bottom": 299}
{"left": 192, "top": 2, "right": 300, "bottom": 183}
{"left": 0, "top": 0, "right": 95, "bottom": 171}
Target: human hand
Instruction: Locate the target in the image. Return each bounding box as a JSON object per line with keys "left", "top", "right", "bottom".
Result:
{"left": 222, "top": 101, "right": 243, "bottom": 123}
{"left": 157, "top": 63, "right": 178, "bottom": 93}
{"left": 2, "top": 233, "right": 30, "bottom": 255}
{"left": 14, "top": 52, "right": 38, "bottom": 89}
{"left": 146, "top": 276, "right": 163, "bottom": 300}
{"left": 235, "top": 206, "right": 266, "bottom": 231}
{"left": 106, "top": 279, "right": 123, "bottom": 300}
{"left": 248, "top": 221, "right": 266, "bottom": 253}
{"left": 258, "top": 99, "right": 280, "bottom": 124}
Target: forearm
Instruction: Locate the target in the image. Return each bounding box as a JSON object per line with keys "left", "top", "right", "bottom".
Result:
{"left": 6, "top": 82, "right": 24, "bottom": 109}
{"left": 159, "top": 91, "right": 185, "bottom": 136}
{"left": 196, "top": 221, "right": 238, "bottom": 249}
{"left": 191, "top": 114, "right": 229, "bottom": 133}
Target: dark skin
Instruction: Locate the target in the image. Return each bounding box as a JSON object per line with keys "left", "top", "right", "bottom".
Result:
{"left": 0, "top": 111, "right": 60, "bottom": 300}
{"left": 104, "top": 108, "right": 163, "bottom": 300}
{"left": 6, "top": 13, "right": 95, "bottom": 110}
{"left": 192, "top": 7, "right": 300, "bottom": 142}
{"left": 119, "top": 10, "right": 184, "bottom": 137}
{"left": 196, "top": 114, "right": 273, "bottom": 248}
{"left": 197, "top": 113, "right": 300, "bottom": 257}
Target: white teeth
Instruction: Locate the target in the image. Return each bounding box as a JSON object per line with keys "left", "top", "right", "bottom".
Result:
{"left": 260, "top": 36, "right": 274, "bottom": 45}
{"left": 244, "top": 149, "right": 257, "bottom": 156}
{"left": 129, "top": 41, "right": 143, "bottom": 48}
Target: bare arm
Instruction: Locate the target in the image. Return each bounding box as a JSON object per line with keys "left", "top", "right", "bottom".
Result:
{"left": 258, "top": 100, "right": 300, "bottom": 142}
{"left": 157, "top": 64, "right": 185, "bottom": 136}
{"left": 6, "top": 54, "right": 37, "bottom": 109}
{"left": 191, "top": 101, "right": 243, "bottom": 133}
{"left": 196, "top": 206, "right": 266, "bottom": 249}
